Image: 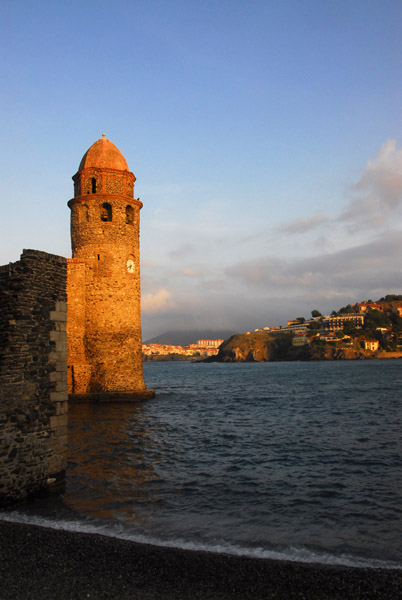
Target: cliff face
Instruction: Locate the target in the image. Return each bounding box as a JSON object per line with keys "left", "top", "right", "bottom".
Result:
{"left": 212, "top": 332, "right": 276, "bottom": 362}
{"left": 296, "top": 345, "right": 368, "bottom": 361}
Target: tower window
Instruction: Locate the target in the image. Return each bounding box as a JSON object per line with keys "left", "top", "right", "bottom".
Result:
{"left": 125, "top": 205, "right": 134, "bottom": 224}
{"left": 91, "top": 178, "right": 97, "bottom": 193}
{"left": 101, "top": 203, "right": 112, "bottom": 222}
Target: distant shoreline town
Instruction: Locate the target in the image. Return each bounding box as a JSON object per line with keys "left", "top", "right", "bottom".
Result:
{"left": 142, "top": 295, "right": 402, "bottom": 361}
{"left": 143, "top": 338, "right": 224, "bottom": 361}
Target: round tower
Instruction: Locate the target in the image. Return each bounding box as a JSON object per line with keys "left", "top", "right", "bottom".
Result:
{"left": 67, "top": 134, "right": 153, "bottom": 399}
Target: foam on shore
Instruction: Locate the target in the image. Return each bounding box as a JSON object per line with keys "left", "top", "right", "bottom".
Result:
{"left": 1, "top": 509, "right": 400, "bottom": 571}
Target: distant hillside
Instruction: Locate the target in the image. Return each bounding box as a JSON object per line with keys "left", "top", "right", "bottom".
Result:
{"left": 208, "top": 294, "right": 402, "bottom": 362}
{"left": 144, "top": 329, "right": 235, "bottom": 346}
{"left": 209, "top": 332, "right": 367, "bottom": 362}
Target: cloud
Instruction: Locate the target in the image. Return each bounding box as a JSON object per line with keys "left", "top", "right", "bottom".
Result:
{"left": 141, "top": 258, "right": 160, "bottom": 268}
{"left": 168, "top": 243, "right": 196, "bottom": 260}
{"left": 340, "top": 139, "right": 402, "bottom": 231}
{"left": 142, "top": 288, "right": 176, "bottom": 314}
{"left": 179, "top": 268, "right": 199, "bottom": 277}
{"left": 225, "top": 232, "right": 402, "bottom": 295}
{"left": 276, "top": 212, "right": 327, "bottom": 234}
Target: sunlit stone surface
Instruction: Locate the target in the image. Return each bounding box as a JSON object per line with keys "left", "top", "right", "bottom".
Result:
{"left": 67, "top": 135, "right": 154, "bottom": 401}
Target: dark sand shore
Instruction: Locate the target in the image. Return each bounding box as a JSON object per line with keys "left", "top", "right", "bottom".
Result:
{"left": 1, "top": 519, "right": 401, "bottom": 599}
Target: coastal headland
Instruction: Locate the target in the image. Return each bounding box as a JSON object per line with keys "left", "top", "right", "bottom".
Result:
{"left": 1, "top": 519, "right": 401, "bottom": 600}
{"left": 208, "top": 331, "right": 402, "bottom": 363}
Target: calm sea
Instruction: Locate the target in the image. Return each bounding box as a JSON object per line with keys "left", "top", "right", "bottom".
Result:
{"left": 2, "top": 360, "right": 402, "bottom": 568}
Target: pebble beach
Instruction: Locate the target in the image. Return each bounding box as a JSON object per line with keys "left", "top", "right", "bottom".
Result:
{"left": 1, "top": 519, "right": 401, "bottom": 599}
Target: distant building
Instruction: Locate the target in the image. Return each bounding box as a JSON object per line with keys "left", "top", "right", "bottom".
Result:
{"left": 357, "top": 302, "right": 383, "bottom": 313}
{"left": 322, "top": 314, "right": 364, "bottom": 331}
{"left": 363, "top": 339, "right": 379, "bottom": 351}
{"left": 274, "top": 323, "right": 308, "bottom": 335}
{"left": 320, "top": 332, "right": 346, "bottom": 342}
{"left": 196, "top": 339, "right": 224, "bottom": 349}
{"left": 292, "top": 334, "right": 308, "bottom": 347}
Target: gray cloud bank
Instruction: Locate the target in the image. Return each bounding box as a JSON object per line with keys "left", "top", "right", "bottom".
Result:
{"left": 226, "top": 233, "right": 401, "bottom": 295}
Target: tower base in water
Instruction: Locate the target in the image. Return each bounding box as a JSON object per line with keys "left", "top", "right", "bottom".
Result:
{"left": 69, "top": 389, "right": 155, "bottom": 403}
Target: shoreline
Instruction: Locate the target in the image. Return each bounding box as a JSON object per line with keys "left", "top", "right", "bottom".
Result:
{"left": 144, "top": 353, "right": 402, "bottom": 363}
{"left": 1, "top": 519, "right": 402, "bottom": 599}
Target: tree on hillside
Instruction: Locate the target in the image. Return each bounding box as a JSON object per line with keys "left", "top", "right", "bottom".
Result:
{"left": 310, "top": 336, "right": 327, "bottom": 359}
{"left": 339, "top": 304, "right": 354, "bottom": 314}
{"left": 379, "top": 294, "right": 402, "bottom": 301}
{"left": 311, "top": 309, "right": 321, "bottom": 318}
{"left": 363, "top": 310, "right": 391, "bottom": 347}
{"left": 307, "top": 319, "right": 322, "bottom": 335}
{"left": 364, "top": 309, "right": 390, "bottom": 331}
{"left": 389, "top": 311, "right": 402, "bottom": 333}
{"left": 342, "top": 321, "right": 358, "bottom": 336}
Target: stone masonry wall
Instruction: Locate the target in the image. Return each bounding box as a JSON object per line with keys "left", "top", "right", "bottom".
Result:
{"left": 66, "top": 258, "right": 92, "bottom": 394}
{"left": 68, "top": 194, "right": 146, "bottom": 394}
{"left": 0, "top": 249, "right": 67, "bottom": 506}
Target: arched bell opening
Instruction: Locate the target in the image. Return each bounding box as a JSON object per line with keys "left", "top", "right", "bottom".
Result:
{"left": 101, "top": 203, "right": 112, "bottom": 222}
{"left": 125, "top": 205, "right": 134, "bottom": 224}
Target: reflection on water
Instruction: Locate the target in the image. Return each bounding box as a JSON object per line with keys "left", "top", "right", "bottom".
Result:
{"left": 65, "top": 403, "right": 164, "bottom": 524}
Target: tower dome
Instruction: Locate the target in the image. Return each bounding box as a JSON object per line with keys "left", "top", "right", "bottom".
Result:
{"left": 78, "top": 133, "right": 129, "bottom": 171}
{"left": 71, "top": 133, "right": 136, "bottom": 199}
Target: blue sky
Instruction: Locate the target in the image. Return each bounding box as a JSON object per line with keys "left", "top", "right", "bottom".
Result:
{"left": 1, "top": 0, "right": 402, "bottom": 339}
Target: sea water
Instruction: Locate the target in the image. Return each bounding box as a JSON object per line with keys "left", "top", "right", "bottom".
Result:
{"left": 2, "top": 360, "right": 402, "bottom": 568}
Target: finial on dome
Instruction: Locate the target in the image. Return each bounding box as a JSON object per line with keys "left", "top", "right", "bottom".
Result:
{"left": 102, "top": 132, "right": 106, "bottom": 139}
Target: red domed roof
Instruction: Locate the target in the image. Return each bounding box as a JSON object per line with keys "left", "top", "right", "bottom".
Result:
{"left": 78, "top": 134, "right": 129, "bottom": 171}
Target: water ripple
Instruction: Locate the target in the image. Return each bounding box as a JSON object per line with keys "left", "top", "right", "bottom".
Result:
{"left": 23, "top": 361, "right": 402, "bottom": 565}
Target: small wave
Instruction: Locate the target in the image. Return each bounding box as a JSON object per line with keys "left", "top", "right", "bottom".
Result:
{"left": 1, "top": 510, "right": 400, "bottom": 571}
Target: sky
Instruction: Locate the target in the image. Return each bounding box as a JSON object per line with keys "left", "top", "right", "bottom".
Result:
{"left": 1, "top": 0, "right": 402, "bottom": 340}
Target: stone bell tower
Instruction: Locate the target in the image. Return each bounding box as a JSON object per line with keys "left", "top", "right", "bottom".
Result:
{"left": 67, "top": 134, "right": 154, "bottom": 400}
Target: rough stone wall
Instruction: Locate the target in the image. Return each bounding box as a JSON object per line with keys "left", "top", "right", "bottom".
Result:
{"left": 66, "top": 259, "right": 92, "bottom": 394}
{"left": 0, "top": 249, "right": 67, "bottom": 506}
{"left": 67, "top": 176, "right": 146, "bottom": 395}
